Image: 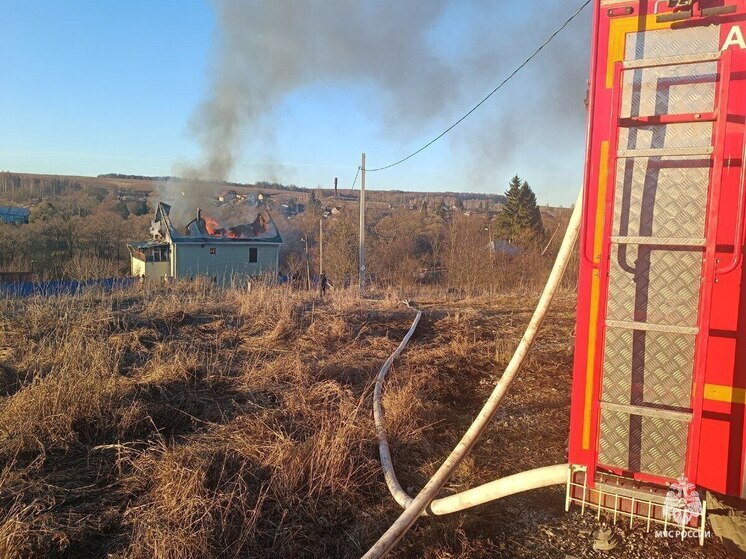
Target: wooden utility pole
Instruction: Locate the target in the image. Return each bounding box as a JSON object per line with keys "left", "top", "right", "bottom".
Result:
{"left": 319, "top": 218, "right": 324, "bottom": 276}
{"left": 359, "top": 153, "right": 366, "bottom": 297}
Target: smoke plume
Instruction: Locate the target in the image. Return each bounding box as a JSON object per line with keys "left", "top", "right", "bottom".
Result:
{"left": 164, "top": 0, "right": 591, "bottom": 209}
{"left": 180, "top": 0, "right": 461, "bottom": 182}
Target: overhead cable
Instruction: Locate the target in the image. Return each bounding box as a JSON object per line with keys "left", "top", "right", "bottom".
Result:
{"left": 363, "top": 0, "right": 591, "bottom": 173}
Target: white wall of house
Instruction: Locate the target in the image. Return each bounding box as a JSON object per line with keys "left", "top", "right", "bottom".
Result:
{"left": 131, "top": 258, "right": 171, "bottom": 280}
{"left": 172, "top": 242, "right": 280, "bottom": 283}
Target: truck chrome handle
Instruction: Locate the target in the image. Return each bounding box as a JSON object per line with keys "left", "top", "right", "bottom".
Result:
{"left": 717, "top": 136, "right": 746, "bottom": 275}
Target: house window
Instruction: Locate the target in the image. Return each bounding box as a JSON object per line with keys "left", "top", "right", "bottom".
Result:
{"left": 209, "top": 247, "right": 216, "bottom": 255}
{"left": 146, "top": 247, "right": 169, "bottom": 262}
{"left": 249, "top": 247, "right": 258, "bottom": 263}
{"left": 154, "top": 247, "right": 169, "bottom": 262}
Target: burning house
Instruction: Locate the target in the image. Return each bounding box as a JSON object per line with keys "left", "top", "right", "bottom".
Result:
{"left": 127, "top": 202, "right": 282, "bottom": 283}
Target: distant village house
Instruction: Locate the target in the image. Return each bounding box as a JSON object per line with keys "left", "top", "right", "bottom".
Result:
{"left": 488, "top": 240, "right": 521, "bottom": 256}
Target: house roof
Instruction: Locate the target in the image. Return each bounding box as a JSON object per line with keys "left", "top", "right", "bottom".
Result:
{"left": 127, "top": 240, "right": 170, "bottom": 251}
{"left": 488, "top": 240, "right": 521, "bottom": 256}
{"left": 150, "top": 202, "right": 283, "bottom": 245}
{"left": 170, "top": 237, "right": 282, "bottom": 245}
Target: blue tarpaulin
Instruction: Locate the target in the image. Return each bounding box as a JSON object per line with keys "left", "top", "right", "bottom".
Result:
{"left": 0, "top": 206, "right": 30, "bottom": 224}
{"left": 0, "top": 277, "right": 136, "bottom": 298}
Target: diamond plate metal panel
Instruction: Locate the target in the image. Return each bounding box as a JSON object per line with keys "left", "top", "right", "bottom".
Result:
{"left": 621, "top": 62, "right": 716, "bottom": 118}
{"left": 618, "top": 123, "right": 713, "bottom": 152}
{"left": 599, "top": 408, "right": 630, "bottom": 471}
{"left": 625, "top": 26, "right": 720, "bottom": 61}
{"left": 602, "top": 328, "right": 695, "bottom": 408}
{"left": 641, "top": 415, "right": 688, "bottom": 478}
{"left": 622, "top": 26, "right": 719, "bottom": 118}
{"left": 599, "top": 409, "right": 688, "bottom": 479}
{"left": 612, "top": 156, "right": 710, "bottom": 239}
{"left": 595, "top": 25, "right": 718, "bottom": 484}
{"left": 607, "top": 245, "right": 703, "bottom": 327}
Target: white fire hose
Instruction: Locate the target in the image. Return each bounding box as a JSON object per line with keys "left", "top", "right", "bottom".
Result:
{"left": 364, "top": 190, "right": 583, "bottom": 559}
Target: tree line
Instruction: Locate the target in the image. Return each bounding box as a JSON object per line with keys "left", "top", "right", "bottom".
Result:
{"left": 0, "top": 188, "right": 150, "bottom": 279}
{"left": 0, "top": 173, "right": 569, "bottom": 291}
{"left": 280, "top": 175, "right": 566, "bottom": 293}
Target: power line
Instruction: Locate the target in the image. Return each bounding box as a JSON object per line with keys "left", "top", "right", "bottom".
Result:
{"left": 351, "top": 165, "right": 361, "bottom": 190}
{"left": 363, "top": 0, "right": 591, "bottom": 173}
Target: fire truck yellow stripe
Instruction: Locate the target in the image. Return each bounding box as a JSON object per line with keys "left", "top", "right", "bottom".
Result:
{"left": 582, "top": 141, "right": 611, "bottom": 450}
{"left": 704, "top": 384, "right": 746, "bottom": 405}
{"left": 593, "top": 142, "right": 609, "bottom": 261}
{"left": 582, "top": 270, "right": 601, "bottom": 450}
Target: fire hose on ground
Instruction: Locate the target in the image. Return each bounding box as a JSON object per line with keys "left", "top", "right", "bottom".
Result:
{"left": 363, "top": 190, "right": 583, "bottom": 559}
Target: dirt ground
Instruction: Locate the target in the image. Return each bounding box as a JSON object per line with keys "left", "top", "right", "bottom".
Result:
{"left": 0, "top": 285, "right": 741, "bottom": 558}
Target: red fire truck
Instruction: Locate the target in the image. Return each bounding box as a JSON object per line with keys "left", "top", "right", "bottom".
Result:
{"left": 568, "top": 0, "right": 746, "bottom": 537}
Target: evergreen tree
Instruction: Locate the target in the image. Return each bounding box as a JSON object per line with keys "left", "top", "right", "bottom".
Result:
{"left": 496, "top": 174, "right": 546, "bottom": 245}
{"left": 518, "top": 181, "right": 545, "bottom": 242}
{"left": 496, "top": 174, "right": 523, "bottom": 240}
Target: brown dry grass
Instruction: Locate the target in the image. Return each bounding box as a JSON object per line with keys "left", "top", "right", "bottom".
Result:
{"left": 0, "top": 284, "right": 734, "bottom": 559}
{"left": 0, "top": 283, "right": 412, "bottom": 557}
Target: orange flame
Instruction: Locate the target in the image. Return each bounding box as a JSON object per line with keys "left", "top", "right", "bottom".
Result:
{"left": 200, "top": 213, "right": 251, "bottom": 239}
{"left": 202, "top": 215, "right": 220, "bottom": 235}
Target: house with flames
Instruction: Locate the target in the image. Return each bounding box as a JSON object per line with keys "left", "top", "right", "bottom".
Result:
{"left": 127, "top": 202, "right": 282, "bottom": 283}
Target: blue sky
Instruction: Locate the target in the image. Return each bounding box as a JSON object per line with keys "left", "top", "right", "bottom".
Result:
{"left": 1, "top": 1, "right": 591, "bottom": 206}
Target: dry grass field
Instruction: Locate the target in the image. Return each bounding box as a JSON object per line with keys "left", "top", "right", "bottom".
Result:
{"left": 0, "top": 284, "right": 738, "bottom": 558}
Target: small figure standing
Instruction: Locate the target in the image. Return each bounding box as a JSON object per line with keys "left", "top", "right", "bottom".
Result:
{"left": 320, "top": 273, "right": 329, "bottom": 296}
